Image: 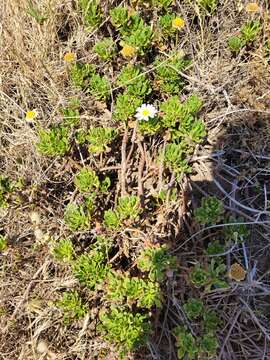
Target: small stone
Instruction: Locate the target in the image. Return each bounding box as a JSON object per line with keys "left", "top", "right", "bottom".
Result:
{"left": 36, "top": 340, "right": 48, "bottom": 354}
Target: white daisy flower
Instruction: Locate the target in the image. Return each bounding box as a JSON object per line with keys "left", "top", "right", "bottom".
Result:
{"left": 135, "top": 104, "right": 157, "bottom": 121}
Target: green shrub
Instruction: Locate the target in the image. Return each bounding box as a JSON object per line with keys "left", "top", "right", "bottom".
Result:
{"left": 163, "top": 142, "right": 192, "bottom": 176}
{"left": 74, "top": 168, "right": 100, "bottom": 193}
{"left": 104, "top": 209, "right": 121, "bottom": 230}
{"left": 60, "top": 98, "right": 80, "bottom": 127}
{"left": 152, "top": 0, "right": 173, "bottom": 8}
{"left": 57, "top": 291, "right": 87, "bottom": 324}
{"left": 174, "top": 326, "right": 198, "bottom": 360}
{"left": 196, "top": 0, "right": 218, "bottom": 14}
{"left": 137, "top": 245, "right": 176, "bottom": 282}
{"left": 189, "top": 260, "right": 227, "bottom": 290}
{"left": 89, "top": 73, "right": 110, "bottom": 100}
{"left": 200, "top": 334, "right": 219, "bottom": 357}
{"left": 86, "top": 127, "right": 118, "bottom": 153}
{"left": 175, "top": 116, "right": 206, "bottom": 143}
{"left": 51, "top": 239, "right": 74, "bottom": 262}
{"left": 93, "top": 37, "right": 117, "bottom": 61}
{"left": 189, "top": 264, "right": 209, "bottom": 287}
{"left": 99, "top": 307, "right": 150, "bottom": 358}
{"left": 224, "top": 216, "right": 250, "bottom": 243}
{"left": 154, "top": 53, "right": 190, "bottom": 94}
{"left": 106, "top": 271, "right": 162, "bottom": 308}
{"left": 0, "top": 176, "right": 13, "bottom": 208}
{"left": 160, "top": 96, "right": 183, "bottom": 128}
{"left": 117, "top": 65, "right": 151, "bottom": 98}
{"left": 183, "top": 298, "right": 204, "bottom": 320}
{"left": 122, "top": 18, "right": 153, "bottom": 55}
{"left": 79, "top": 0, "right": 102, "bottom": 29}
{"left": 70, "top": 62, "right": 96, "bottom": 89}
{"left": 114, "top": 92, "right": 142, "bottom": 122}
{"left": 206, "top": 240, "right": 225, "bottom": 255}
{"left": 37, "top": 126, "right": 70, "bottom": 156}
{"left": 116, "top": 195, "right": 141, "bottom": 221}
{"left": 194, "top": 196, "right": 223, "bottom": 225}
{"left": 110, "top": 6, "right": 129, "bottom": 28}
{"left": 228, "top": 36, "right": 245, "bottom": 53}
{"left": 73, "top": 251, "right": 110, "bottom": 289}
{"left": 241, "top": 20, "right": 261, "bottom": 43}
{"left": 203, "top": 310, "right": 221, "bottom": 332}
{"left": 64, "top": 203, "right": 91, "bottom": 231}
{"left": 158, "top": 13, "right": 177, "bottom": 37}
{"left": 138, "top": 117, "right": 161, "bottom": 135}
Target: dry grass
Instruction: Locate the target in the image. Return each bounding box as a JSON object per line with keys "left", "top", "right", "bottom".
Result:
{"left": 1, "top": 0, "right": 270, "bottom": 359}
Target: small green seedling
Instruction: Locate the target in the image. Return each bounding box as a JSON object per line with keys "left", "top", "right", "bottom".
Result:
{"left": 74, "top": 168, "right": 100, "bottom": 193}
{"left": 26, "top": 0, "right": 47, "bottom": 24}
{"left": 51, "top": 239, "right": 74, "bottom": 262}
{"left": 93, "top": 37, "right": 117, "bottom": 61}
{"left": 137, "top": 245, "right": 176, "bottom": 282}
{"left": 64, "top": 203, "right": 91, "bottom": 231}
{"left": 194, "top": 196, "right": 223, "bottom": 225}
{"left": 99, "top": 307, "right": 150, "bottom": 358}
{"left": 114, "top": 92, "right": 142, "bottom": 122}
{"left": 73, "top": 251, "right": 110, "bottom": 289}
{"left": 57, "top": 291, "right": 87, "bottom": 324}
{"left": 0, "top": 235, "right": 7, "bottom": 252}
{"left": 86, "top": 127, "right": 118, "bottom": 153}
{"left": 37, "top": 126, "right": 70, "bottom": 156}
{"left": 79, "top": 0, "right": 102, "bottom": 29}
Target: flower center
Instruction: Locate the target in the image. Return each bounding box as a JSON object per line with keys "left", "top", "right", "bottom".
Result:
{"left": 142, "top": 109, "right": 150, "bottom": 117}
{"left": 26, "top": 111, "right": 36, "bottom": 119}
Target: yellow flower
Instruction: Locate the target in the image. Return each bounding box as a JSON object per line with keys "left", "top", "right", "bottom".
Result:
{"left": 245, "top": 2, "right": 260, "bottom": 12}
{"left": 172, "top": 17, "right": 185, "bottom": 30}
{"left": 25, "top": 109, "right": 38, "bottom": 121}
{"left": 120, "top": 44, "right": 137, "bottom": 58}
{"left": 228, "top": 263, "right": 246, "bottom": 282}
{"left": 64, "top": 52, "right": 76, "bottom": 62}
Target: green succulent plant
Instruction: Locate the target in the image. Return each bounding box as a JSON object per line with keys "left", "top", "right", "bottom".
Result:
{"left": 93, "top": 37, "right": 117, "bottom": 61}
{"left": 99, "top": 307, "right": 150, "bottom": 358}
{"left": 57, "top": 291, "right": 87, "bottom": 324}
{"left": 51, "top": 238, "right": 74, "bottom": 262}
{"left": 37, "top": 126, "right": 70, "bottom": 156}
{"left": 73, "top": 251, "right": 110, "bottom": 289}
{"left": 74, "top": 168, "right": 100, "bottom": 193}
{"left": 194, "top": 196, "right": 224, "bottom": 225}
{"left": 64, "top": 203, "right": 91, "bottom": 231}
{"left": 137, "top": 245, "right": 176, "bottom": 282}
{"left": 86, "top": 127, "right": 118, "bottom": 153}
